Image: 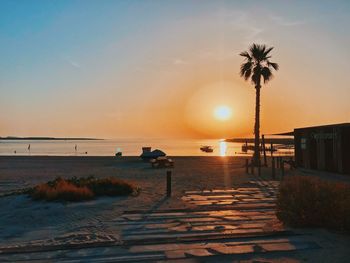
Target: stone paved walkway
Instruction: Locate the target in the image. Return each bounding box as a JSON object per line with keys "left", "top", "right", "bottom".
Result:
{"left": 0, "top": 180, "right": 323, "bottom": 262}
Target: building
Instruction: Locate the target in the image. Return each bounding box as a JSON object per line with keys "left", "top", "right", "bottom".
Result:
{"left": 294, "top": 123, "right": 350, "bottom": 174}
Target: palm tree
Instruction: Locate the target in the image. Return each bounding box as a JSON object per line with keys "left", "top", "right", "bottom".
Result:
{"left": 239, "top": 43, "right": 279, "bottom": 165}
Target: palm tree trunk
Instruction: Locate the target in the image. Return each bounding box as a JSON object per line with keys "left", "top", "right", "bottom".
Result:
{"left": 254, "top": 83, "right": 261, "bottom": 166}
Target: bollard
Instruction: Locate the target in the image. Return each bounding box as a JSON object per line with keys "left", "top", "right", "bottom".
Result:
{"left": 251, "top": 160, "right": 255, "bottom": 175}
{"left": 281, "top": 161, "right": 285, "bottom": 179}
{"left": 262, "top": 135, "right": 267, "bottom": 167}
{"left": 166, "top": 170, "right": 172, "bottom": 197}
{"left": 258, "top": 158, "right": 261, "bottom": 176}
{"left": 270, "top": 142, "right": 274, "bottom": 157}
{"left": 276, "top": 157, "right": 280, "bottom": 169}
{"left": 272, "top": 157, "right": 276, "bottom": 180}
{"left": 245, "top": 159, "right": 249, "bottom": 174}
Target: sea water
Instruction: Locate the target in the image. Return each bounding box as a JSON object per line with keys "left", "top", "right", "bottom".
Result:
{"left": 0, "top": 138, "right": 293, "bottom": 156}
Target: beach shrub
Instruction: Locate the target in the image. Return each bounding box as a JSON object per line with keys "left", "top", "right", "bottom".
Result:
{"left": 31, "top": 178, "right": 94, "bottom": 201}
{"left": 30, "top": 176, "right": 137, "bottom": 202}
{"left": 277, "top": 176, "right": 350, "bottom": 232}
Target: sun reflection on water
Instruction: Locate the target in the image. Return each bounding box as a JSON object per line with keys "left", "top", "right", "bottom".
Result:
{"left": 219, "top": 140, "right": 227, "bottom": 156}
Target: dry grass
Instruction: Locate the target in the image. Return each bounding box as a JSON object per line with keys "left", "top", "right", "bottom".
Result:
{"left": 277, "top": 176, "right": 350, "bottom": 232}
{"left": 30, "top": 176, "right": 137, "bottom": 202}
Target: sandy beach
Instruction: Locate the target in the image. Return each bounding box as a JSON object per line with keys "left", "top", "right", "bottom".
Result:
{"left": 0, "top": 156, "right": 254, "bottom": 246}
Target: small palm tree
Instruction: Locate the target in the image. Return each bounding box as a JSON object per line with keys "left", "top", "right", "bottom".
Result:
{"left": 239, "top": 43, "right": 279, "bottom": 165}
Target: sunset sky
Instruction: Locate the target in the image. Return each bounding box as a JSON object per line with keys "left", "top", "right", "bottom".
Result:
{"left": 1, "top": 0, "right": 349, "bottom": 139}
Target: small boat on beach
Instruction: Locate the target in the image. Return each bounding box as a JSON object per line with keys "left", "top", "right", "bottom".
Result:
{"left": 140, "top": 147, "right": 166, "bottom": 161}
{"left": 115, "top": 147, "right": 122, "bottom": 157}
{"left": 200, "top": 146, "right": 214, "bottom": 153}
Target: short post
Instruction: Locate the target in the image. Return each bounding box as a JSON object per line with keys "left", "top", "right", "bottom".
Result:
{"left": 258, "top": 157, "right": 261, "bottom": 176}
{"left": 262, "top": 135, "right": 267, "bottom": 167}
{"left": 276, "top": 157, "right": 280, "bottom": 169}
{"left": 270, "top": 142, "right": 273, "bottom": 157}
{"left": 245, "top": 159, "right": 249, "bottom": 174}
{"left": 281, "top": 160, "right": 285, "bottom": 179}
{"left": 166, "top": 170, "right": 172, "bottom": 197}
{"left": 251, "top": 159, "right": 255, "bottom": 175}
{"left": 272, "top": 157, "right": 276, "bottom": 180}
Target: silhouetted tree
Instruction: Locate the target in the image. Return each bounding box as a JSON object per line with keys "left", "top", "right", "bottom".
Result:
{"left": 239, "top": 44, "right": 279, "bottom": 165}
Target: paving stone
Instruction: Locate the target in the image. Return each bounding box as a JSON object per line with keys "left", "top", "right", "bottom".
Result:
{"left": 183, "top": 195, "right": 208, "bottom": 200}
{"left": 183, "top": 248, "right": 214, "bottom": 257}
{"left": 235, "top": 223, "right": 267, "bottom": 229}
{"left": 206, "top": 195, "right": 234, "bottom": 199}
{"left": 217, "top": 201, "right": 236, "bottom": 205}
{"left": 211, "top": 244, "right": 255, "bottom": 254}
{"left": 251, "top": 215, "right": 276, "bottom": 220}
{"left": 223, "top": 216, "right": 249, "bottom": 221}
{"left": 165, "top": 249, "right": 186, "bottom": 259}
{"left": 260, "top": 242, "right": 296, "bottom": 252}
{"left": 189, "top": 201, "right": 216, "bottom": 205}
{"left": 170, "top": 225, "right": 191, "bottom": 232}
{"left": 181, "top": 217, "right": 218, "bottom": 222}
{"left": 130, "top": 243, "right": 182, "bottom": 253}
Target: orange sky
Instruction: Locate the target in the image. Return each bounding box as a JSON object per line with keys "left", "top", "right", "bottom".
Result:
{"left": 1, "top": 1, "right": 349, "bottom": 139}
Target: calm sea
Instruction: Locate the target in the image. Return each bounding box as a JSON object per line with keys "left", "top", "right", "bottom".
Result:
{"left": 0, "top": 138, "right": 293, "bottom": 157}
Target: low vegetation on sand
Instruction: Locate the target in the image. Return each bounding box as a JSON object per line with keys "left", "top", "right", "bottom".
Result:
{"left": 29, "top": 176, "right": 138, "bottom": 202}
{"left": 277, "top": 176, "right": 350, "bottom": 232}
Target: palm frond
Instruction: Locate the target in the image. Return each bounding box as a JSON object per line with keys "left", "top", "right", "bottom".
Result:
{"left": 263, "top": 47, "right": 274, "bottom": 57}
{"left": 261, "top": 66, "right": 273, "bottom": 83}
{"left": 240, "top": 61, "right": 253, "bottom": 78}
{"left": 239, "top": 51, "right": 252, "bottom": 60}
{"left": 267, "top": 61, "right": 279, "bottom": 70}
{"left": 249, "top": 43, "right": 262, "bottom": 61}
{"left": 244, "top": 68, "right": 252, "bottom": 80}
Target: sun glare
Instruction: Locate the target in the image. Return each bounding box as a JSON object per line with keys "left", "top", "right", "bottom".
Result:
{"left": 214, "top": 105, "right": 232, "bottom": 121}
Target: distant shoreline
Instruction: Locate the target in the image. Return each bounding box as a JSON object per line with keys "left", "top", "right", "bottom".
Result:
{"left": 0, "top": 137, "right": 102, "bottom": 141}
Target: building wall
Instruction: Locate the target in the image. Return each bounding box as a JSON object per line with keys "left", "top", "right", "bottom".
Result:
{"left": 341, "top": 127, "right": 350, "bottom": 174}
{"left": 294, "top": 125, "right": 349, "bottom": 174}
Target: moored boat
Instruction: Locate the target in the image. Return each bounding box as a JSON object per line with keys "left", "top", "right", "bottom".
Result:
{"left": 200, "top": 145, "right": 214, "bottom": 153}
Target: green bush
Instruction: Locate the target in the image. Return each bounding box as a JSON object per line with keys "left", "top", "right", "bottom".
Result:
{"left": 277, "top": 176, "right": 350, "bottom": 232}
{"left": 30, "top": 176, "right": 137, "bottom": 202}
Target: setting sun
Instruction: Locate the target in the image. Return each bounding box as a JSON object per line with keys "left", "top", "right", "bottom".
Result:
{"left": 214, "top": 106, "right": 232, "bottom": 121}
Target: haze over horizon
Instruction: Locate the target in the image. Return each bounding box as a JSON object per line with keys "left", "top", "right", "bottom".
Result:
{"left": 1, "top": 0, "right": 349, "bottom": 139}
